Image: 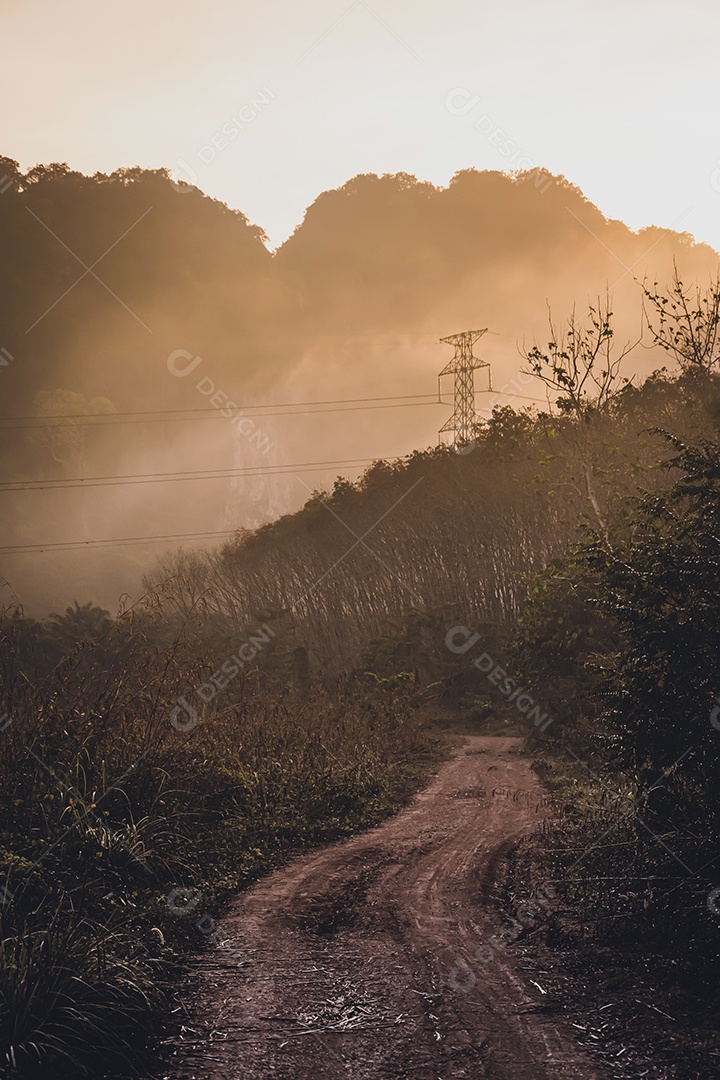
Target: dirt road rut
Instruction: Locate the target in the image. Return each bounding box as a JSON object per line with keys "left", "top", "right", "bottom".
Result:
{"left": 163, "top": 736, "right": 603, "bottom": 1079}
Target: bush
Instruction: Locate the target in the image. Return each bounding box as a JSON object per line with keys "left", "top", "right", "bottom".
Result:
{"left": 0, "top": 616, "right": 435, "bottom": 1076}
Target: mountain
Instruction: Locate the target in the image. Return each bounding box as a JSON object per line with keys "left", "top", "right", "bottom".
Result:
{"left": 0, "top": 157, "right": 717, "bottom": 612}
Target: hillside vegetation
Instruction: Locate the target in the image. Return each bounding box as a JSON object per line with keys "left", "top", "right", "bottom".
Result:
{"left": 2, "top": 201, "right": 720, "bottom": 1073}
{"left": 2, "top": 156, "right": 719, "bottom": 611}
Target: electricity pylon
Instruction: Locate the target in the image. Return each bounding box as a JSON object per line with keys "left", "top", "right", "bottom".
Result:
{"left": 438, "top": 328, "right": 491, "bottom": 446}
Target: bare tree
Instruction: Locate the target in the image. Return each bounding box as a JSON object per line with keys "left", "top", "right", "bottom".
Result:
{"left": 521, "top": 298, "right": 637, "bottom": 541}
{"left": 642, "top": 265, "right": 720, "bottom": 372}
{"left": 643, "top": 266, "right": 720, "bottom": 435}
{"left": 522, "top": 298, "right": 635, "bottom": 420}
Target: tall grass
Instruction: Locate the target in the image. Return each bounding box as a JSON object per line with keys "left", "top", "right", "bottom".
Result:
{"left": 0, "top": 615, "right": 435, "bottom": 1076}
{"left": 518, "top": 754, "right": 720, "bottom": 981}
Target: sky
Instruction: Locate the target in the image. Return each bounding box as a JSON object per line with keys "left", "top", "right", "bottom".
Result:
{"left": 2, "top": 0, "right": 720, "bottom": 251}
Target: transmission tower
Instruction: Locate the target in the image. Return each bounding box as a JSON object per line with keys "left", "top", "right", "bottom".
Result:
{"left": 438, "top": 328, "right": 491, "bottom": 446}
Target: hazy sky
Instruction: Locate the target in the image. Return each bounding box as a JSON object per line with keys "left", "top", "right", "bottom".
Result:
{"left": 2, "top": 0, "right": 720, "bottom": 249}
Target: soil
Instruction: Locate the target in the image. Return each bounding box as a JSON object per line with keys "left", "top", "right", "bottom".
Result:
{"left": 161, "top": 736, "right": 606, "bottom": 1079}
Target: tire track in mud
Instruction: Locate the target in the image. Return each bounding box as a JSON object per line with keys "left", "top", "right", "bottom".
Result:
{"left": 161, "top": 736, "right": 605, "bottom": 1079}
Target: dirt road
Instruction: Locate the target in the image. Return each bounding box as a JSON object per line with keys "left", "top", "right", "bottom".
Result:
{"left": 163, "top": 736, "right": 603, "bottom": 1079}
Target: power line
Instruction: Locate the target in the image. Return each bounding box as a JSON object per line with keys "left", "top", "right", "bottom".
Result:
{"left": 0, "top": 390, "right": 548, "bottom": 429}
{"left": 3, "top": 393, "right": 439, "bottom": 419}
{"left": 0, "top": 394, "right": 444, "bottom": 428}
{"left": 0, "top": 375, "right": 554, "bottom": 550}
{"left": 0, "top": 392, "right": 552, "bottom": 494}
{"left": 0, "top": 529, "right": 242, "bottom": 554}
{"left": 0, "top": 457, "right": 383, "bottom": 493}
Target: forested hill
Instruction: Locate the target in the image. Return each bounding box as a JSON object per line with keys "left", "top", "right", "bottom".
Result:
{"left": 0, "top": 159, "right": 273, "bottom": 420}
{"left": 2, "top": 157, "right": 717, "bottom": 427}
{"left": 2, "top": 156, "right": 719, "bottom": 614}
{"left": 145, "top": 367, "right": 717, "bottom": 676}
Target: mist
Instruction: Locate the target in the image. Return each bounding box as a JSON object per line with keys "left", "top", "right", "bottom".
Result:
{"left": 1, "top": 161, "right": 717, "bottom": 614}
